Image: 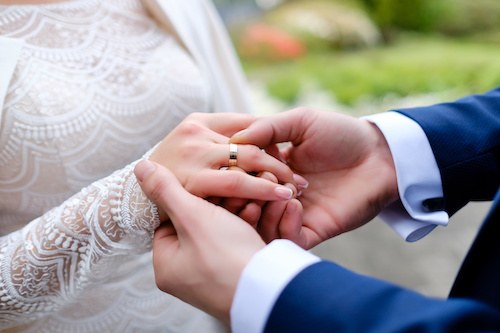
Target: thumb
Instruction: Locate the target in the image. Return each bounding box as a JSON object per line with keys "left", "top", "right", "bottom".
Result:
{"left": 134, "top": 160, "right": 203, "bottom": 233}
{"left": 230, "top": 108, "right": 306, "bottom": 147}
{"left": 195, "top": 112, "right": 256, "bottom": 137}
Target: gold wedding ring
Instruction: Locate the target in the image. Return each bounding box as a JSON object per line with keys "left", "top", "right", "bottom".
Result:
{"left": 229, "top": 143, "right": 238, "bottom": 167}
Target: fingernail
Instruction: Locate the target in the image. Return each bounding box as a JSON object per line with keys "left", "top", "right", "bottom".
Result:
{"left": 293, "top": 174, "right": 309, "bottom": 189}
{"left": 275, "top": 186, "right": 293, "bottom": 200}
{"left": 135, "top": 159, "right": 156, "bottom": 182}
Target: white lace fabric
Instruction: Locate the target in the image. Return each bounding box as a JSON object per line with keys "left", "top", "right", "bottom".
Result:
{"left": 0, "top": 0, "right": 221, "bottom": 331}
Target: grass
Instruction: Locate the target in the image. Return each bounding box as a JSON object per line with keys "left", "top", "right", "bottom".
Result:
{"left": 241, "top": 35, "right": 500, "bottom": 105}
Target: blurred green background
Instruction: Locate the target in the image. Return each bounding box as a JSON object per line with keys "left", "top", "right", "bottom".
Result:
{"left": 214, "top": 0, "right": 497, "bottom": 298}
{"left": 216, "top": 0, "right": 500, "bottom": 115}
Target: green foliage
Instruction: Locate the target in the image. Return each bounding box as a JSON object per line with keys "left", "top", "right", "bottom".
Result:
{"left": 436, "top": 0, "right": 500, "bottom": 36}
{"left": 359, "top": 0, "right": 500, "bottom": 37}
{"left": 266, "top": 72, "right": 303, "bottom": 103}
{"left": 243, "top": 36, "right": 500, "bottom": 105}
{"left": 360, "top": 0, "right": 444, "bottom": 38}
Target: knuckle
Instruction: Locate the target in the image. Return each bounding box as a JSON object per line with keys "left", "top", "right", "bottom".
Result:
{"left": 185, "top": 112, "right": 204, "bottom": 121}
{"left": 260, "top": 171, "right": 278, "bottom": 183}
{"left": 177, "top": 120, "right": 204, "bottom": 137}
{"left": 221, "top": 172, "right": 243, "bottom": 193}
{"left": 178, "top": 141, "right": 204, "bottom": 161}
{"left": 245, "top": 145, "right": 262, "bottom": 161}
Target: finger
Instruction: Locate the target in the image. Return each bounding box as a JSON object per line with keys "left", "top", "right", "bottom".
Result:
{"left": 153, "top": 222, "right": 178, "bottom": 246}
{"left": 238, "top": 170, "right": 278, "bottom": 226}
{"left": 238, "top": 202, "right": 262, "bottom": 228}
{"left": 152, "top": 223, "right": 178, "bottom": 266}
{"left": 277, "top": 199, "right": 305, "bottom": 246}
{"left": 206, "top": 196, "right": 223, "bottom": 206}
{"left": 256, "top": 170, "right": 279, "bottom": 184}
{"left": 151, "top": 222, "right": 180, "bottom": 293}
{"left": 135, "top": 160, "right": 207, "bottom": 234}
{"left": 274, "top": 146, "right": 309, "bottom": 190}
{"left": 280, "top": 145, "right": 293, "bottom": 163}
{"left": 220, "top": 166, "right": 251, "bottom": 214}
{"left": 222, "top": 197, "right": 249, "bottom": 214}
{"left": 293, "top": 174, "right": 309, "bottom": 192}
{"left": 263, "top": 144, "right": 284, "bottom": 163}
{"left": 217, "top": 144, "right": 296, "bottom": 186}
{"left": 258, "top": 200, "right": 288, "bottom": 243}
{"left": 191, "top": 112, "right": 256, "bottom": 137}
{"left": 230, "top": 108, "right": 308, "bottom": 147}
{"left": 187, "top": 169, "right": 294, "bottom": 201}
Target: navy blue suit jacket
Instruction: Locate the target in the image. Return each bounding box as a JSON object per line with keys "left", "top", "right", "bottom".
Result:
{"left": 265, "top": 88, "right": 500, "bottom": 332}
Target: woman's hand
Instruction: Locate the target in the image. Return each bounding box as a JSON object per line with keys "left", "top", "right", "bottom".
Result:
{"left": 147, "top": 113, "right": 300, "bottom": 221}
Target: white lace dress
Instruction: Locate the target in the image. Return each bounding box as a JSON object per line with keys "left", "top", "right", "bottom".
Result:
{"left": 0, "top": 0, "right": 224, "bottom": 331}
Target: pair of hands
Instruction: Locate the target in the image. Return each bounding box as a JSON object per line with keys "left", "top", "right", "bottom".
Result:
{"left": 147, "top": 112, "right": 303, "bottom": 224}
{"left": 135, "top": 108, "right": 398, "bottom": 324}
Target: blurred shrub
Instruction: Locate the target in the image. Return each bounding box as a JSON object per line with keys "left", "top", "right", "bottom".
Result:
{"left": 360, "top": 0, "right": 443, "bottom": 40}
{"left": 436, "top": 0, "right": 500, "bottom": 36}
{"left": 360, "top": 0, "right": 500, "bottom": 38}
{"left": 265, "top": 0, "right": 381, "bottom": 50}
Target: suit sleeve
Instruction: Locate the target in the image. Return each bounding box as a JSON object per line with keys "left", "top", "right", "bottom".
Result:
{"left": 263, "top": 91, "right": 500, "bottom": 332}
{"left": 395, "top": 87, "right": 500, "bottom": 215}
{"left": 265, "top": 260, "right": 500, "bottom": 333}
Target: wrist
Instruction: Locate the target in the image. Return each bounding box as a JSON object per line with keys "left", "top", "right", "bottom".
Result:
{"left": 120, "top": 168, "right": 161, "bottom": 233}
{"left": 367, "top": 121, "right": 399, "bottom": 208}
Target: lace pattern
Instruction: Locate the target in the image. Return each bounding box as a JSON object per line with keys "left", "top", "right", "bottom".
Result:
{"left": 0, "top": 0, "right": 221, "bottom": 331}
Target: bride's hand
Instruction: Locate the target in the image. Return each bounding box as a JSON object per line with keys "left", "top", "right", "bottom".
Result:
{"left": 147, "top": 113, "right": 298, "bottom": 221}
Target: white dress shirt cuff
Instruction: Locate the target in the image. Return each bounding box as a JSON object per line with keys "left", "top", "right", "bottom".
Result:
{"left": 363, "top": 112, "right": 449, "bottom": 241}
{"left": 231, "top": 239, "right": 320, "bottom": 333}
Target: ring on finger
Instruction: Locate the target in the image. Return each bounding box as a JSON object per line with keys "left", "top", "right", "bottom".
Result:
{"left": 229, "top": 143, "right": 238, "bottom": 167}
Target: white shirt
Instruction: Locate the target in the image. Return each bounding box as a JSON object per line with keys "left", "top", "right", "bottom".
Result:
{"left": 231, "top": 111, "right": 448, "bottom": 333}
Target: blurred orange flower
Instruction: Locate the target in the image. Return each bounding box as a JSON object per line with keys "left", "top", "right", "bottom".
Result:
{"left": 238, "top": 23, "right": 306, "bottom": 61}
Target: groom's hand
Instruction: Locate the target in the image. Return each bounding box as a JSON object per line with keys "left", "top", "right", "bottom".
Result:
{"left": 134, "top": 159, "right": 267, "bottom": 325}
{"left": 231, "top": 108, "right": 399, "bottom": 249}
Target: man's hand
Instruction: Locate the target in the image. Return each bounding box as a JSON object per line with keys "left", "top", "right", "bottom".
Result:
{"left": 134, "top": 159, "right": 267, "bottom": 326}
{"left": 231, "top": 108, "right": 399, "bottom": 249}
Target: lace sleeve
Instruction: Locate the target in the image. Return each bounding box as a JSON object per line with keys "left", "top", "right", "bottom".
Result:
{"left": 0, "top": 158, "right": 160, "bottom": 329}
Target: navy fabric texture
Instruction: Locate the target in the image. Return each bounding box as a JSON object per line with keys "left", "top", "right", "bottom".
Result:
{"left": 265, "top": 261, "right": 500, "bottom": 333}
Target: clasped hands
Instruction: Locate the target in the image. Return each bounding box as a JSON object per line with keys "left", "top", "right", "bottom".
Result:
{"left": 134, "top": 108, "right": 399, "bottom": 324}
{"left": 146, "top": 112, "right": 306, "bottom": 227}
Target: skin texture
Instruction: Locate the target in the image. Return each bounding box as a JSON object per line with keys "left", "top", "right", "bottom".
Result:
{"left": 148, "top": 112, "right": 299, "bottom": 221}
{"left": 230, "top": 107, "right": 398, "bottom": 249}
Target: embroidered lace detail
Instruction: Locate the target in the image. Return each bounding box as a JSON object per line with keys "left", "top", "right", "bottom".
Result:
{"left": 0, "top": 0, "right": 220, "bottom": 331}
